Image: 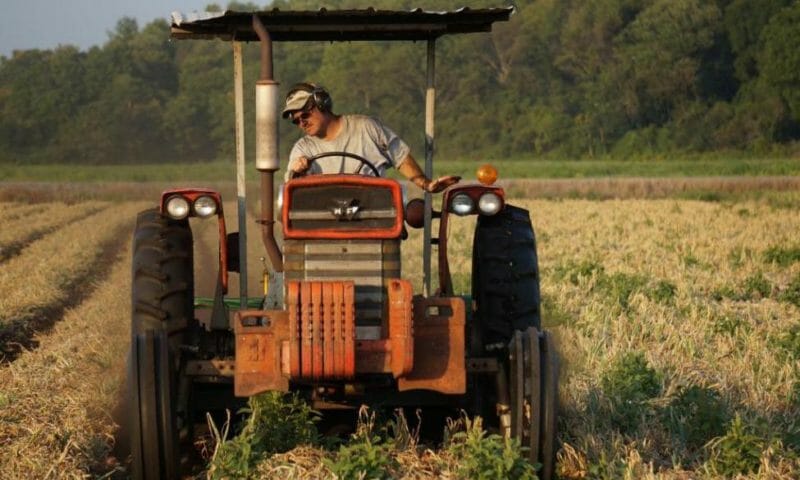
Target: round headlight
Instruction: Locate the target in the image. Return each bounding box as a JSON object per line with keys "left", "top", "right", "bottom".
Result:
{"left": 450, "top": 193, "right": 474, "bottom": 216}
{"left": 165, "top": 196, "right": 190, "bottom": 219}
{"left": 194, "top": 195, "right": 217, "bottom": 218}
{"left": 478, "top": 192, "right": 503, "bottom": 216}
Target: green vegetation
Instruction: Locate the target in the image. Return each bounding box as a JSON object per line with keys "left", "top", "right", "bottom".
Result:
{"left": 207, "top": 392, "right": 319, "bottom": 479}
{"left": 600, "top": 352, "right": 663, "bottom": 433}
{"left": 771, "top": 323, "right": 800, "bottom": 360}
{"left": 2, "top": 1, "right": 800, "bottom": 165}
{"left": 444, "top": 416, "right": 538, "bottom": 480}
{"left": 206, "top": 396, "right": 539, "bottom": 479}
{"left": 779, "top": 273, "right": 800, "bottom": 307}
{"left": 706, "top": 415, "right": 768, "bottom": 476}
{"left": 324, "top": 410, "right": 399, "bottom": 480}
{"left": 663, "top": 385, "right": 731, "bottom": 452}
{"left": 763, "top": 245, "right": 800, "bottom": 267}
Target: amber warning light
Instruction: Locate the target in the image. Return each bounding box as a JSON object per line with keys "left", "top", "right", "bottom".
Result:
{"left": 477, "top": 164, "right": 498, "bottom": 185}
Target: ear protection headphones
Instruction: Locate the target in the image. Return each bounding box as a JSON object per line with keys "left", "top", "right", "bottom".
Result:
{"left": 289, "top": 82, "right": 332, "bottom": 113}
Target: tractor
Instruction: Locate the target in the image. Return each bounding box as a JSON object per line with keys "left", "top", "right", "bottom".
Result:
{"left": 128, "top": 7, "right": 559, "bottom": 479}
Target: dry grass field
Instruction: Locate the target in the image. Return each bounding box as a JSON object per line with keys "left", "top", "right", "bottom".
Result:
{"left": 0, "top": 186, "right": 798, "bottom": 478}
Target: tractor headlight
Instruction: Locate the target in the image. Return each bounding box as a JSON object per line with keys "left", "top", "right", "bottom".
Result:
{"left": 165, "top": 196, "right": 190, "bottom": 219}
{"left": 450, "top": 193, "right": 474, "bottom": 216}
{"left": 478, "top": 192, "right": 503, "bottom": 216}
{"left": 194, "top": 195, "right": 217, "bottom": 218}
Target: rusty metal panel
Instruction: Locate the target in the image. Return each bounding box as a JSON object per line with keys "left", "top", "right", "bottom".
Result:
{"left": 287, "top": 282, "right": 301, "bottom": 378}
{"left": 287, "top": 280, "right": 356, "bottom": 380}
{"left": 388, "top": 279, "right": 414, "bottom": 378}
{"left": 344, "top": 282, "right": 356, "bottom": 377}
{"left": 398, "top": 296, "right": 466, "bottom": 394}
{"left": 311, "top": 282, "right": 323, "bottom": 380}
{"left": 300, "top": 282, "right": 313, "bottom": 378}
{"left": 333, "top": 282, "right": 344, "bottom": 378}
{"left": 284, "top": 239, "right": 400, "bottom": 330}
{"left": 185, "top": 359, "right": 235, "bottom": 377}
{"left": 234, "top": 310, "right": 289, "bottom": 396}
{"left": 323, "top": 282, "right": 334, "bottom": 378}
{"left": 355, "top": 339, "right": 391, "bottom": 374}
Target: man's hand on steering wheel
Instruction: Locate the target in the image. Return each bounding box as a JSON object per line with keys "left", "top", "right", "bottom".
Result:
{"left": 289, "top": 156, "right": 311, "bottom": 176}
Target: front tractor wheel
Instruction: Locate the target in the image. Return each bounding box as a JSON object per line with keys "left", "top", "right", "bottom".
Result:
{"left": 129, "top": 208, "right": 195, "bottom": 479}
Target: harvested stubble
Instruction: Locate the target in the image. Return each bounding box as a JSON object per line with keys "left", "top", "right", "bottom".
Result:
{"left": 0, "top": 203, "right": 143, "bottom": 360}
{"left": 3, "top": 197, "right": 799, "bottom": 479}
{"left": 1, "top": 202, "right": 49, "bottom": 221}
{"left": 523, "top": 198, "right": 800, "bottom": 478}
{"left": 0, "top": 201, "right": 109, "bottom": 261}
{"left": 0, "top": 241, "right": 132, "bottom": 478}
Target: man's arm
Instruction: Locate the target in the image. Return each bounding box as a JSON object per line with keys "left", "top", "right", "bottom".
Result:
{"left": 397, "top": 153, "right": 460, "bottom": 193}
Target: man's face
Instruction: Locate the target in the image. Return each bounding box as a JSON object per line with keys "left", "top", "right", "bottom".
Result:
{"left": 291, "top": 106, "right": 326, "bottom": 137}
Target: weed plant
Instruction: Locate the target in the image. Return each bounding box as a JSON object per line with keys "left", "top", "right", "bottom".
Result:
{"left": 600, "top": 352, "right": 663, "bottom": 433}
{"left": 706, "top": 415, "right": 767, "bottom": 476}
{"left": 208, "top": 392, "right": 319, "bottom": 479}
{"left": 763, "top": 245, "right": 800, "bottom": 267}
{"left": 325, "top": 408, "right": 399, "bottom": 480}
{"left": 663, "top": 385, "right": 731, "bottom": 453}
{"left": 778, "top": 272, "right": 800, "bottom": 307}
{"left": 443, "top": 415, "right": 538, "bottom": 480}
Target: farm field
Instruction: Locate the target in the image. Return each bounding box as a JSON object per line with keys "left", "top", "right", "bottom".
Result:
{"left": 0, "top": 191, "right": 799, "bottom": 478}
{"left": 2, "top": 157, "right": 800, "bottom": 183}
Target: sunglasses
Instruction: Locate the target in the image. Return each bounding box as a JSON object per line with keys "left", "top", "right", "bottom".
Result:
{"left": 291, "top": 110, "right": 313, "bottom": 125}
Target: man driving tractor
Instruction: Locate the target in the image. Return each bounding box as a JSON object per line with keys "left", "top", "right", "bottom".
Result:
{"left": 283, "top": 82, "right": 460, "bottom": 193}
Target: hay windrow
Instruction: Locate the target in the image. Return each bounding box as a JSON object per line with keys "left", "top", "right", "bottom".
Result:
{"left": 0, "top": 203, "right": 144, "bottom": 362}
{"left": 0, "top": 237, "right": 134, "bottom": 478}
{"left": 0, "top": 201, "right": 109, "bottom": 262}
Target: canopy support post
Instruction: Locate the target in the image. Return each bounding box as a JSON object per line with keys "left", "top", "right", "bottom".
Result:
{"left": 423, "top": 38, "right": 435, "bottom": 297}
{"left": 233, "top": 41, "right": 248, "bottom": 304}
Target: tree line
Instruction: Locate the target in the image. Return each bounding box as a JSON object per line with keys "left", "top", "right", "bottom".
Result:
{"left": 1, "top": 0, "right": 798, "bottom": 165}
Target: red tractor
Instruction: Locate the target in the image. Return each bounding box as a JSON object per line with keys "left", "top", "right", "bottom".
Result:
{"left": 128, "top": 7, "right": 558, "bottom": 479}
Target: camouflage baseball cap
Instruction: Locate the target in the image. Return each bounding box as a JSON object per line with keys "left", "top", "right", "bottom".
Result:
{"left": 282, "top": 89, "right": 313, "bottom": 118}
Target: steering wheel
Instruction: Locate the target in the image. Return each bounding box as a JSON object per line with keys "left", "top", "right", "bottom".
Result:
{"left": 290, "top": 151, "right": 381, "bottom": 179}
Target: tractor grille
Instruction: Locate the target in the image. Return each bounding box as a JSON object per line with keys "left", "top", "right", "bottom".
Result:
{"left": 287, "top": 184, "right": 398, "bottom": 231}
{"left": 284, "top": 239, "right": 400, "bottom": 339}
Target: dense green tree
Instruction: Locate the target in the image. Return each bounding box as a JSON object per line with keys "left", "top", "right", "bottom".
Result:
{"left": 757, "top": 3, "right": 800, "bottom": 129}
{"left": 1, "top": 0, "right": 799, "bottom": 164}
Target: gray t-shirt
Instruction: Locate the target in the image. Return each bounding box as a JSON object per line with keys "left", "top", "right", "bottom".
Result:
{"left": 287, "top": 115, "right": 410, "bottom": 179}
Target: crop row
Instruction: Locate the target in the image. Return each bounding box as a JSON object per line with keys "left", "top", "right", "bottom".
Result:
{"left": 0, "top": 240, "right": 133, "bottom": 478}
{"left": 0, "top": 201, "right": 109, "bottom": 261}
{"left": 1, "top": 202, "right": 49, "bottom": 221}
{"left": 0, "top": 203, "right": 144, "bottom": 359}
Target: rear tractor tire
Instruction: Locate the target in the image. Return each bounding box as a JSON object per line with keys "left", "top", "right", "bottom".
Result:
{"left": 508, "top": 327, "right": 559, "bottom": 480}
{"left": 472, "top": 204, "right": 541, "bottom": 348}
{"left": 129, "top": 208, "right": 195, "bottom": 479}
{"left": 471, "top": 205, "right": 558, "bottom": 479}
{"left": 129, "top": 330, "right": 180, "bottom": 479}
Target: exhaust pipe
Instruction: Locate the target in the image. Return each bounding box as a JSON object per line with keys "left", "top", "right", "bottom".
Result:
{"left": 252, "top": 14, "right": 283, "bottom": 272}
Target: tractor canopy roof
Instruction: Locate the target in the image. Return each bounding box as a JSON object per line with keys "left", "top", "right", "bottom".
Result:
{"left": 170, "top": 7, "right": 513, "bottom": 42}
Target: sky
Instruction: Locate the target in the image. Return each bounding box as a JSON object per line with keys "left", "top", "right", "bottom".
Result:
{"left": 0, "top": 0, "right": 221, "bottom": 58}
